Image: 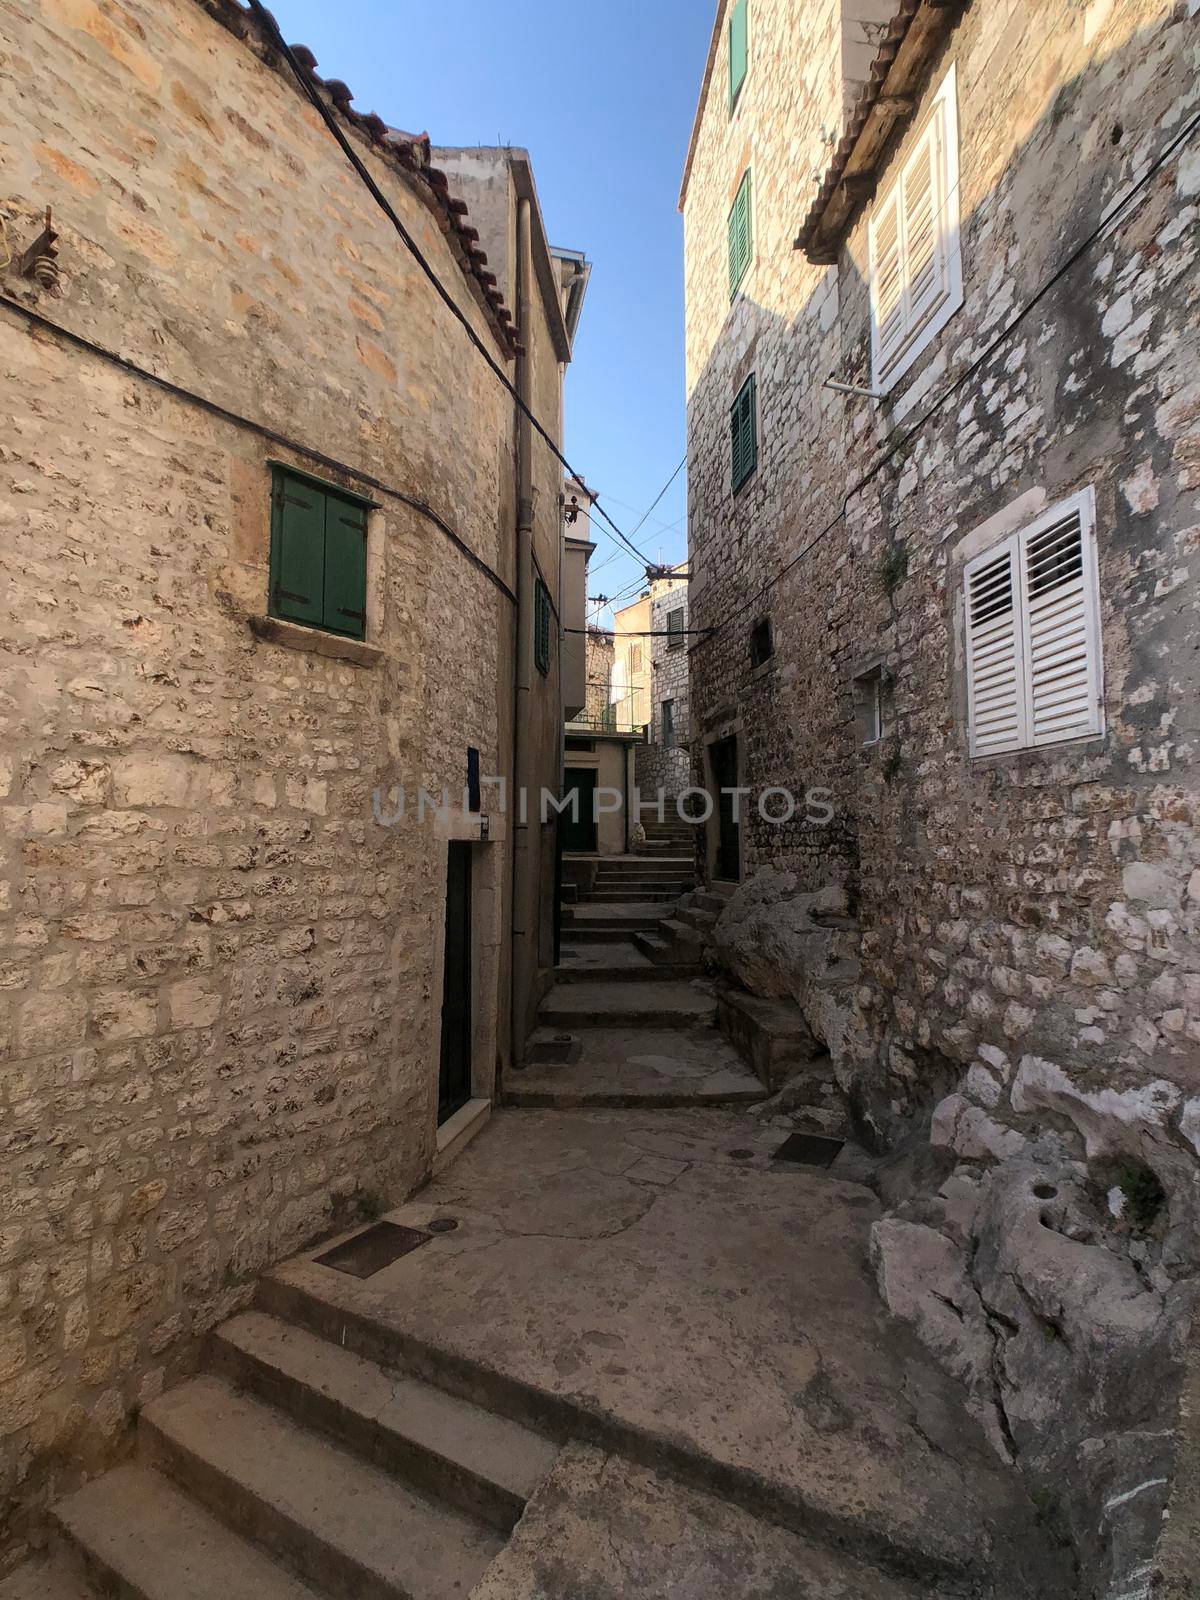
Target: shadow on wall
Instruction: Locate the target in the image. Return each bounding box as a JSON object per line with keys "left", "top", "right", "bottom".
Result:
{"left": 686, "top": 11, "right": 1199, "bottom": 1598}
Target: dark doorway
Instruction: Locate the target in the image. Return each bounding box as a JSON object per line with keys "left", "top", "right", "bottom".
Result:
{"left": 438, "top": 842, "right": 472, "bottom": 1125}
{"left": 711, "top": 736, "right": 741, "bottom": 882}
{"left": 560, "top": 766, "right": 598, "bottom": 853}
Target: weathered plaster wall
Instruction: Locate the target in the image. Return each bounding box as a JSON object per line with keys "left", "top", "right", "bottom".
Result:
{"left": 637, "top": 575, "right": 691, "bottom": 801}
{"left": 684, "top": 0, "right": 1200, "bottom": 1589}
{"left": 0, "top": 0, "right": 536, "bottom": 1566}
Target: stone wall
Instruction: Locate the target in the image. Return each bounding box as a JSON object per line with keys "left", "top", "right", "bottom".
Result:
{"left": 0, "top": 0, "right": 567, "bottom": 1567}
{"left": 683, "top": 0, "right": 1200, "bottom": 1589}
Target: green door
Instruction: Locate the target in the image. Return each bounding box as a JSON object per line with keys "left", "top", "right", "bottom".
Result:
{"left": 561, "top": 767, "right": 598, "bottom": 853}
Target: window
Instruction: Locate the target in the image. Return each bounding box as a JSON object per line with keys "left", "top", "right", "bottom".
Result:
{"left": 662, "top": 699, "right": 676, "bottom": 749}
{"left": 728, "top": 169, "right": 753, "bottom": 298}
{"left": 964, "top": 488, "right": 1103, "bottom": 758}
{"left": 534, "top": 577, "right": 552, "bottom": 675}
{"left": 667, "top": 608, "right": 685, "bottom": 649}
{"left": 630, "top": 643, "right": 643, "bottom": 673}
{"left": 728, "top": 0, "right": 748, "bottom": 112}
{"left": 269, "top": 466, "right": 369, "bottom": 639}
{"left": 853, "top": 666, "right": 886, "bottom": 745}
{"left": 750, "top": 615, "right": 773, "bottom": 668}
{"left": 731, "top": 374, "right": 758, "bottom": 493}
{"left": 868, "top": 65, "right": 963, "bottom": 394}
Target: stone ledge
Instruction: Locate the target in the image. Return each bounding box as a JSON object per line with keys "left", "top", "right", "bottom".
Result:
{"left": 248, "top": 614, "right": 384, "bottom": 668}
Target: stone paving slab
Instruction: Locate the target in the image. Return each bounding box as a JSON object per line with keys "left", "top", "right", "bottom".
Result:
{"left": 512, "top": 1025, "right": 764, "bottom": 1107}
{"left": 558, "top": 939, "right": 654, "bottom": 969}
{"left": 469, "top": 1442, "right": 955, "bottom": 1600}
{"left": 267, "top": 1109, "right": 1070, "bottom": 1594}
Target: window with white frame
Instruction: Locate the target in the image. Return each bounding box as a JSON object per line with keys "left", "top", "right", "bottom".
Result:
{"left": 868, "top": 65, "right": 963, "bottom": 395}
{"left": 964, "top": 488, "right": 1104, "bottom": 758}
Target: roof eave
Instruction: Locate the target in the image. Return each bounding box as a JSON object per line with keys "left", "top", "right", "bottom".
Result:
{"left": 678, "top": 0, "right": 731, "bottom": 213}
{"left": 794, "top": 0, "right": 969, "bottom": 263}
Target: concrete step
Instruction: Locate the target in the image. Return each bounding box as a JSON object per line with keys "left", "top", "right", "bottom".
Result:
{"left": 55, "top": 1462, "right": 323, "bottom": 1600}
{"left": 141, "top": 1375, "right": 503, "bottom": 1600}
{"left": 538, "top": 981, "right": 716, "bottom": 1030}
{"left": 0, "top": 1555, "right": 98, "bottom": 1600}
{"left": 211, "top": 1311, "right": 557, "bottom": 1534}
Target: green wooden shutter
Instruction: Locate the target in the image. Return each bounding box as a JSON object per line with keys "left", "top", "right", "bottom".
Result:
{"left": 729, "top": 0, "right": 748, "bottom": 110}
{"left": 728, "top": 170, "right": 752, "bottom": 297}
{"left": 534, "top": 579, "right": 551, "bottom": 675}
{"left": 322, "top": 498, "right": 368, "bottom": 639}
{"left": 731, "top": 374, "right": 757, "bottom": 493}
{"left": 271, "top": 471, "right": 325, "bottom": 627}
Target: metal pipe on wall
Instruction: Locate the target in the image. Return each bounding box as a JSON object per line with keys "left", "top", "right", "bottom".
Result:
{"left": 509, "top": 195, "right": 535, "bottom": 1068}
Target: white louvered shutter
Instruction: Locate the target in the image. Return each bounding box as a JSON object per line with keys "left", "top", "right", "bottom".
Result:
{"left": 869, "top": 185, "right": 905, "bottom": 384}
{"left": 965, "top": 538, "right": 1027, "bottom": 757}
{"left": 902, "top": 119, "right": 943, "bottom": 330}
{"left": 869, "top": 66, "right": 961, "bottom": 392}
{"left": 1020, "top": 497, "right": 1103, "bottom": 746}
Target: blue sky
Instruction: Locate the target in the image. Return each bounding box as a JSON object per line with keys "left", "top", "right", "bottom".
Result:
{"left": 267, "top": 0, "right": 713, "bottom": 619}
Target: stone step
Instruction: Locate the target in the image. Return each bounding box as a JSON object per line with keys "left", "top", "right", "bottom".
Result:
{"left": 564, "top": 909, "right": 665, "bottom": 931}
{"left": 656, "top": 918, "right": 704, "bottom": 953}
{"left": 538, "top": 981, "right": 716, "bottom": 1029}
{"left": 694, "top": 890, "right": 728, "bottom": 915}
{"left": 140, "top": 1376, "right": 503, "bottom": 1600}
{"left": 554, "top": 960, "right": 699, "bottom": 983}
{"left": 678, "top": 906, "right": 718, "bottom": 932}
{"left": 0, "top": 1554, "right": 98, "bottom": 1600}
{"left": 560, "top": 924, "right": 658, "bottom": 942}
{"left": 211, "top": 1311, "right": 557, "bottom": 1534}
{"left": 588, "top": 889, "right": 682, "bottom": 902}
{"left": 55, "top": 1462, "right": 323, "bottom": 1600}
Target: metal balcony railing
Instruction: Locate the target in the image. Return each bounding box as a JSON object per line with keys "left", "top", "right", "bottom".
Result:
{"left": 565, "top": 711, "right": 649, "bottom": 739}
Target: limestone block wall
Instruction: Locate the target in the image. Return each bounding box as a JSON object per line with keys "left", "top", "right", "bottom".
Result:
{"left": 683, "top": 1, "right": 1200, "bottom": 1585}
{"left": 0, "top": 0, "right": 535, "bottom": 1567}
{"left": 683, "top": 0, "right": 1200, "bottom": 1131}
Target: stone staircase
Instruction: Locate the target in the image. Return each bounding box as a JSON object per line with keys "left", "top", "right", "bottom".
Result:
{"left": 1, "top": 1307, "right": 558, "bottom": 1600}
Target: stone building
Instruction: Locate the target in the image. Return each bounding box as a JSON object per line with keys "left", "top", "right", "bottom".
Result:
{"left": 681, "top": 0, "right": 1199, "bottom": 1589}
{"left": 0, "top": 0, "right": 587, "bottom": 1564}
{"left": 638, "top": 564, "right": 692, "bottom": 803}
{"left": 609, "top": 590, "right": 652, "bottom": 733}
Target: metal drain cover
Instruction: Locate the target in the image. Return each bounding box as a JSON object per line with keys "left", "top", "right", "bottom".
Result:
{"left": 314, "top": 1221, "right": 431, "bottom": 1278}
{"left": 772, "top": 1132, "right": 845, "bottom": 1168}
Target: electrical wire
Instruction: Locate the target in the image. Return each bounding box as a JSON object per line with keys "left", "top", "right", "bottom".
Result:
{"left": 242, "top": 0, "right": 655, "bottom": 570}
{"left": 694, "top": 100, "right": 1200, "bottom": 651}
{"left": 623, "top": 454, "right": 686, "bottom": 545}
{"left": 0, "top": 292, "right": 517, "bottom": 604}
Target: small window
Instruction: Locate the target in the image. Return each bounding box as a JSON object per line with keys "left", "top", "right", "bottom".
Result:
{"left": 853, "top": 666, "right": 887, "bottom": 746}
{"left": 270, "top": 466, "right": 369, "bottom": 639}
{"left": 565, "top": 736, "right": 596, "bottom": 752}
{"left": 534, "top": 577, "right": 552, "bottom": 675}
{"left": 964, "top": 488, "right": 1103, "bottom": 757}
{"left": 750, "top": 616, "right": 774, "bottom": 668}
{"left": 630, "top": 642, "right": 643, "bottom": 673}
{"left": 728, "top": 169, "right": 753, "bottom": 298}
{"left": 667, "top": 608, "right": 685, "bottom": 649}
{"left": 868, "top": 65, "right": 963, "bottom": 394}
{"left": 731, "top": 374, "right": 758, "bottom": 494}
{"left": 729, "top": 0, "right": 748, "bottom": 112}
{"left": 662, "top": 699, "right": 676, "bottom": 750}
